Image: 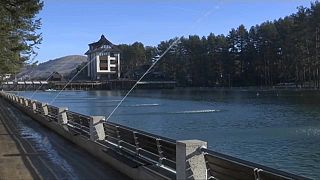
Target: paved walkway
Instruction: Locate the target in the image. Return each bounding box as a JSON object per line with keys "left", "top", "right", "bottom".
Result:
{"left": 0, "top": 98, "right": 129, "bottom": 180}
{"left": 0, "top": 112, "right": 34, "bottom": 179}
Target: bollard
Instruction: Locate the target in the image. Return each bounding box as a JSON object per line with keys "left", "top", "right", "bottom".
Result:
{"left": 58, "top": 107, "right": 68, "bottom": 125}
{"left": 176, "top": 140, "right": 207, "bottom": 180}
{"left": 90, "top": 116, "right": 105, "bottom": 141}
{"left": 42, "top": 103, "right": 49, "bottom": 116}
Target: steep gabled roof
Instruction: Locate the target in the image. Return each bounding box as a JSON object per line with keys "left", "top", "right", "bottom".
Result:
{"left": 85, "top": 35, "right": 120, "bottom": 55}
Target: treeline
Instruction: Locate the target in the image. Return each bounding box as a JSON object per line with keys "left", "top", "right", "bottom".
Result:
{"left": 119, "top": 1, "right": 320, "bottom": 87}
{"left": 0, "top": 0, "right": 43, "bottom": 76}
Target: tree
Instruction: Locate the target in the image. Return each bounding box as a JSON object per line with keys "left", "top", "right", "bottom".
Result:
{"left": 116, "top": 1, "right": 320, "bottom": 88}
{"left": 0, "top": 0, "right": 43, "bottom": 76}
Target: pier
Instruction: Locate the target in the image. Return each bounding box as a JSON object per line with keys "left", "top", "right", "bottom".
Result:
{"left": 0, "top": 91, "right": 308, "bottom": 179}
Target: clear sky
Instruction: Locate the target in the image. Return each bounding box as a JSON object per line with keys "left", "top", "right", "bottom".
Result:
{"left": 36, "top": 0, "right": 312, "bottom": 62}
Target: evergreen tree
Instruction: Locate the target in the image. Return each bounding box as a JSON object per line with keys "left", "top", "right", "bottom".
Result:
{"left": 0, "top": 0, "right": 43, "bottom": 76}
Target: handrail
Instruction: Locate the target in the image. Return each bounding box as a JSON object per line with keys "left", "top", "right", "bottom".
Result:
{"left": 103, "top": 121, "right": 177, "bottom": 171}
{"left": 106, "top": 121, "right": 175, "bottom": 143}
{"left": 201, "top": 148, "right": 308, "bottom": 180}
{"left": 66, "top": 110, "right": 91, "bottom": 137}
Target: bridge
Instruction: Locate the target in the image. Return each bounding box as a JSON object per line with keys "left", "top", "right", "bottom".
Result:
{"left": 1, "top": 80, "right": 176, "bottom": 91}
{"left": 0, "top": 91, "right": 308, "bottom": 179}
{"left": 0, "top": 81, "right": 49, "bottom": 91}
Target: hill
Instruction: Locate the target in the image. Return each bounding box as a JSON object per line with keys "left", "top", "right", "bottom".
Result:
{"left": 18, "top": 55, "right": 87, "bottom": 80}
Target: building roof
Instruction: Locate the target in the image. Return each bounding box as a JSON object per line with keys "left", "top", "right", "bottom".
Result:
{"left": 85, "top": 35, "right": 120, "bottom": 55}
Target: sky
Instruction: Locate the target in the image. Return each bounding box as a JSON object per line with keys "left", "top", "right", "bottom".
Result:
{"left": 36, "top": 0, "right": 312, "bottom": 62}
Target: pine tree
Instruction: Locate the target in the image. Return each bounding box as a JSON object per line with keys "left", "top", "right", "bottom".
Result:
{"left": 0, "top": 0, "right": 43, "bottom": 76}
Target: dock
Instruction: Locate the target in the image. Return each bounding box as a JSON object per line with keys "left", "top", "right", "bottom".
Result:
{"left": 0, "top": 91, "right": 309, "bottom": 179}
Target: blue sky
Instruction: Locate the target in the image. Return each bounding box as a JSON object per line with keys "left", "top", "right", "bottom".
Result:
{"left": 36, "top": 0, "right": 312, "bottom": 62}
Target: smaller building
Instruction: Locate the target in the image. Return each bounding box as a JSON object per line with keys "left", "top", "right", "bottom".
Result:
{"left": 85, "top": 35, "right": 121, "bottom": 81}
{"left": 48, "top": 72, "right": 62, "bottom": 81}
{"left": 0, "top": 74, "right": 12, "bottom": 81}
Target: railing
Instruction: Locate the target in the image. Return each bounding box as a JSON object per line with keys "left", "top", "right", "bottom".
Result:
{"left": 102, "top": 121, "right": 176, "bottom": 171}
{"left": 26, "top": 99, "right": 33, "bottom": 110}
{"left": 202, "top": 148, "right": 306, "bottom": 180}
{"left": 47, "top": 105, "right": 59, "bottom": 122}
{"left": 0, "top": 91, "right": 309, "bottom": 180}
{"left": 66, "top": 111, "right": 91, "bottom": 138}
{"left": 34, "top": 101, "right": 45, "bottom": 115}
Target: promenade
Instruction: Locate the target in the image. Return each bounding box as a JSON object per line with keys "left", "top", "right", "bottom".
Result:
{"left": 0, "top": 98, "right": 128, "bottom": 179}
{"left": 0, "top": 109, "right": 34, "bottom": 179}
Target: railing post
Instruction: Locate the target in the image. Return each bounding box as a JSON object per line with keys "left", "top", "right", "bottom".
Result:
{"left": 156, "top": 139, "right": 163, "bottom": 166}
{"left": 32, "top": 101, "right": 37, "bottom": 112}
{"left": 19, "top": 98, "right": 24, "bottom": 105}
{"left": 176, "top": 140, "right": 207, "bottom": 180}
{"left": 58, "top": 107, "right": 68, "bottom": 125}
{"left": 25, "top": 99, "right": 29, "bottom": 107}
{"left": 42, "top": 103, "right": 48, "bottom": 116}
{"left": 90, "top": 116, "right": 105, "bottom": 141}
{"left": 133, "top": 132, "right": 139, "bottom": 155}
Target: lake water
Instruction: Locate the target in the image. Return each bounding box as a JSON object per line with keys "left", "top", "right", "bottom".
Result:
{"left": 18, "top": 88, "right": 320, "bottom": 179}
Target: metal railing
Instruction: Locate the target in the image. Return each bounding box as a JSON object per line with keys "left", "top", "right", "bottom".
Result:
{"left": 202, "top": 148, "right": 308, "bottom": 180}
{"left": 66, "top": 110, "right": 91, "bottom": 138}
{"left": 47, "top": 105, "right": 59, "bottom": 122}
{"left": 102, "top": 121, "right": 176, "bottom": 171}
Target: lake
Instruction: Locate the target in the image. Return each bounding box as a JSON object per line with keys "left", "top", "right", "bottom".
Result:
{"left": 18, "top": 88, "right": 320, "bottom": 179}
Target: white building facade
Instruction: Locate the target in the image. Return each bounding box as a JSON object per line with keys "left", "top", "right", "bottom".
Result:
{"left": 85, "top": 35, "right": 121, "bottom": 80}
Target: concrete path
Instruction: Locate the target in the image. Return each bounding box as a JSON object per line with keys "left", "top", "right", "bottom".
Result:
{"left": 0, "top": 98, "right": 130, "bottom": 180}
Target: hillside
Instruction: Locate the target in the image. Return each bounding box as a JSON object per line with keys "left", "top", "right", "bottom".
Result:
{"left": 18, "top": 55, "right": 87, "bottom": 80}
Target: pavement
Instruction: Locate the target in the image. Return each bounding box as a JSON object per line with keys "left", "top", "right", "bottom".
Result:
{"left": 0, "top": 98, "right": 130, "bottom": 180}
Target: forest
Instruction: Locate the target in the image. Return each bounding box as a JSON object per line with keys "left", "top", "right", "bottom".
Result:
{"left": 119, "top": 1, "right": 320, "bottom": 87}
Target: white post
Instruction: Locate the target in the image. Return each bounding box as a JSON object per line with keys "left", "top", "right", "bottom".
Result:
{"left": 32, "top": 101, "right": 37, "bottom": 112}
{"left": 42, "top": 103, "right": 48, "bottom": 115}
{"left": 19, "top": 98, "right": 24, "bottom": 105}
{"left": 90, "top": 116, "right": 105, "bottom": 141}
{"left": 25, "top": 99, "right": 29, "bottom": 107}
{"left": 176, "top": 140, "right": 207, "bottom": 180}
{"left": 58, "top": 107, "right": 68, "bottom": 125}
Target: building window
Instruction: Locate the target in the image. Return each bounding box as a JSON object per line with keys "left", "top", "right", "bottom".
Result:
{"left": 100, "top": 66, "right": 108, "bottom": 70}
{"left": 102, "top": 45, "right": 111, "bottom": 49}
{"left": 100, "top": 60, "right": 107, "bottom": 64}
